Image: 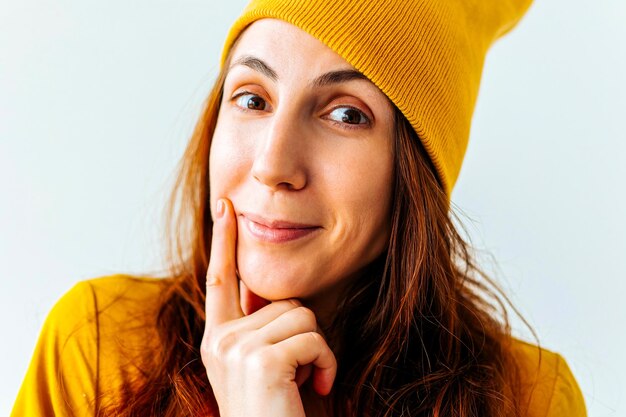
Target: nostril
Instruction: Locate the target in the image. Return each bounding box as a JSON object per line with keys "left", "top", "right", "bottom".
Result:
{"left": 251, "top": 158, "right": 307, "bottom": 191}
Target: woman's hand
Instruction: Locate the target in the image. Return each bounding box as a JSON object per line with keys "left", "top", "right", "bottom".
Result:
{"left": 201, "top": 198, "right": 337, "bottom": 417}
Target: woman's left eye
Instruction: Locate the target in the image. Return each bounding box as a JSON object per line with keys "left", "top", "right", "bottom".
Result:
{"left": 327, "top": 107, "right": 370, "bottom": 128}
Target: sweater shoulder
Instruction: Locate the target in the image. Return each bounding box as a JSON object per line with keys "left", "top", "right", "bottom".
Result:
{"left": 83, "top": 274, "right": 167, "bottom": 391}
{"left": 84, "top": 273, "right": 166, "bottom": 323}
{"left": 12, "top": 274, "right": 168, "bottom": 417}
{"left": 510, "top": 338, "right": 587, "bottom": 417}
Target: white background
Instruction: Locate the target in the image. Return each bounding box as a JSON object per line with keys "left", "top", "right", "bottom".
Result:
{"left": 1, "top": 0, "right": 624, "bottom": 415}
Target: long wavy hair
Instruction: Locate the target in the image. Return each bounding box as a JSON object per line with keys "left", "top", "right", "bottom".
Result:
{"left": 103, "top": 47, "right": 535, "bottom": 416}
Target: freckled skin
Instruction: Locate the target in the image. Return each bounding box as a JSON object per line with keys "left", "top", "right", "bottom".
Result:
{"left": 209, "top": 18, "right": 395, "bottom": 319}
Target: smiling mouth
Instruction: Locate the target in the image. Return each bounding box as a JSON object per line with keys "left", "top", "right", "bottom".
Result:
{"left": 240, "top": 213, "right": 322, "bottom": 243}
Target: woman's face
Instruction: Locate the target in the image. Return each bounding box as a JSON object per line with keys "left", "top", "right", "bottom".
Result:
{"left": 209, "top": 19, "right": 395, "bottom": 312}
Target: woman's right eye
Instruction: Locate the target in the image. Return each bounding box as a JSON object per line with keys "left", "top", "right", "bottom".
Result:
{"left": 233, "top": 92, "right": 268, "bottom": 111}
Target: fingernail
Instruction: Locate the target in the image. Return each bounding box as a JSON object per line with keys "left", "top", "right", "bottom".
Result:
{"left": 216, "top": 199, "right": 225, "bottom": 219}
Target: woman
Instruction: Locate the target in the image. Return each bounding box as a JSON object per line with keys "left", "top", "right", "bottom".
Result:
{"left": 12, "top": 0, "right": 587, "bottom": 416}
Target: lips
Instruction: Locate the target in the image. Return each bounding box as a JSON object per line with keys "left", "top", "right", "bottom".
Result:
{"left": 240, "top": 212, "right": 321, "bottom": 243}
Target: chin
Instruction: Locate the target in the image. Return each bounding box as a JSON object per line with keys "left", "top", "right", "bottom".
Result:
{"left": 238, "top": 268, "right": 302, "bottom": 301}
{"left": 236, "top": 254, "right": 321, "bottom": 301}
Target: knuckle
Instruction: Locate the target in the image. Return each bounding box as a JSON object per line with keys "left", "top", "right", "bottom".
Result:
{"left": 205, "top": 272, "right": 223, "bottom": 287}
{"left": 288, "top": 298, "right": 302, "bottom": 307}
{"left": 228, "top": 338, "right": 255, "bottom": 363}
{"left": 307, "top": 331, "right": 325, "bottom": 346}
{"left": 217, "top": 331, "right": 241, "bottom": 357}
{"left": 272, "top": 299, "right": 299, "bottom": 312}
{"left": 294, "top": 306, "right": 316, "bottom": 325}
{"left": 203, "top": 328, "right": 240, "bottom": 360}
{"left": 199, "top": 342, "right": 211, "bottom": 366}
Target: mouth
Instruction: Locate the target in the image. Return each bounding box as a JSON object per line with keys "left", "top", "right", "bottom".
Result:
{"left": 240, "top": 212, "right": 322, "bottom": 243}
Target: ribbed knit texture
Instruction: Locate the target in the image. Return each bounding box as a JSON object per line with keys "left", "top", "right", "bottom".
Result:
{"left": 220, "top": 0, "right": 533, "bottom": 196}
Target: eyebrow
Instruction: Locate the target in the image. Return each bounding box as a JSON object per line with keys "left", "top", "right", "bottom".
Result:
{"left": 229, "top": 55, "right": 370, "bottom": 88}
{"left": 312, "top": 68, "right": 369, "bottom": 89}
{"left": 231, "top": 55, "right": 278, "bottom": 81}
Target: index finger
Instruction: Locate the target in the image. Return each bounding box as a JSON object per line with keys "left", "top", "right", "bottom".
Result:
{"left": 205, "top": 198, "right": 243, "bottom": 326}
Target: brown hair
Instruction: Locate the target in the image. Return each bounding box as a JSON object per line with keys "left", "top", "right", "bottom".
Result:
{"left": 103, "top": 50, "right": 533, "bottom": 416}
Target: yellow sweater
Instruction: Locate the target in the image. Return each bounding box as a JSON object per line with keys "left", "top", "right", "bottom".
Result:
{"left": 12, "top": 275, "right": 587, "bottom": 416}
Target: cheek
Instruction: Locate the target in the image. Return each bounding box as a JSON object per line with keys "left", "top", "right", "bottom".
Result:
{"left": 209, "top": 120, "right": 254, "bottom": 203}
{"left": 325, "top": 146, "right": 394, "bottom": 267}
{"left": 329, "top": 148, "right": 394, "bottom": 220}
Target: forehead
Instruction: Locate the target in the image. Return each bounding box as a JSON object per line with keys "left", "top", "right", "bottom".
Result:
{"left": 229, "top": 18, "right": 356, "bottom": 76}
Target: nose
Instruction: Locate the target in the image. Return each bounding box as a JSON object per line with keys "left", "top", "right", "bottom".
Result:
{"left": 251, "top": 111, "right": 307, "bottom": 191}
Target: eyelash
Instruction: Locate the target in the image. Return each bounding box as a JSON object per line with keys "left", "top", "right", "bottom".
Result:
{"left": 230, "top": 91, "right": 371, "bottom": 131}
{"left": 232, "top": 91, "right": 269, "bottom": 112}
{"left": 325, "top": 106, "right": 371, "bottom": 130}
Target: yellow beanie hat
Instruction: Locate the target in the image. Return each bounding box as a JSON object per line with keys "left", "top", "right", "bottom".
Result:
{"left": 220, "top": 0, "right": 533, "bottom": 196}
